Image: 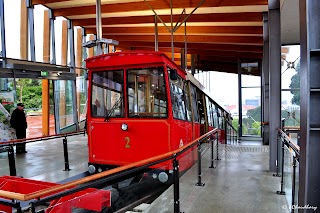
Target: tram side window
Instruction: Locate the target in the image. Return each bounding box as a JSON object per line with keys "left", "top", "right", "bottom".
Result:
{"left": 184, "top": 82, "right": 192, "bottom": 122}
{"left": 205, "top": 97, "right": 214, "bottom": 127}
{"left": 190, "top": 85, "right": 199, "bottom": 122}
{"left": 170, "top": 76, "right": 187, "bottom": 120}
{"left": 91, "top": 70, "right": 124, "bottom": 118}
{"left": 127, "top": 67, "right": 167, "bottom": 118}
{"left": 219, "top": 109, "right": 225, "bottom": 129}
{"left": 213, "top": 104, "right": 219, "bottom": 127}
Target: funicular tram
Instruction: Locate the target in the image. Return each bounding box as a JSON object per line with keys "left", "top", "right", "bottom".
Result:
{"left": 86, "top": 51, "right": 231, "bottom": 178}
{"left": 0, "top": 50, "right": 232, "bottom": 213}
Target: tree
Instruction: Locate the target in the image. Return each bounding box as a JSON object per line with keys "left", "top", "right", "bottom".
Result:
{"left": 289, "top": 61, "right": 300, "bottom": 105}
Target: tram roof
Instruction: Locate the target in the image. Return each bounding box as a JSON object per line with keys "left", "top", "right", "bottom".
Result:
{"left": 33, "top": 0, "right": 299, "bottom": 76}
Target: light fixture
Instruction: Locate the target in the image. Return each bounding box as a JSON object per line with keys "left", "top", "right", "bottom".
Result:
{"left": 121, "top": 123, "right": 128, "bottom": 131}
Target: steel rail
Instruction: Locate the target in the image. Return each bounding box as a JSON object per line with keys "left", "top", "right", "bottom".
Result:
{"left": 278, "top": 128, "right": 300, "bottom": 156}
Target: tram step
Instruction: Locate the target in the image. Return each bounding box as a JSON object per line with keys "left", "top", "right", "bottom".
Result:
{"left": 125, "top": 203, "right": 151, "bottom": 212}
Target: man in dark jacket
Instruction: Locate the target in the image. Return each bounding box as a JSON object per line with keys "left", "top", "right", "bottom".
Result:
{"left": 10, "top": 103, "right": 28, "bottom": 154}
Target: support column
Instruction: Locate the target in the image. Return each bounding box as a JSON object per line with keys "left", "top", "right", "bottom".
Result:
{"left": 42, "top": 10, "right": 50, "bottom": 136}
{"left": 154, "top": 15, "right": 158, "bottom": 51}
{"left": 268, "top": 0, "right": 281, "bottom": 173}
{"left": 75, "top": 27, "right": 83, "bottom": 120}
{"left": 262, "top": 12, "right": 270, "bottom": 145}
{"left": 0, "top": 0, "right": 6, "bottom": 67}
{"left": 299, "top": 0, "right": 320, "bottom": 210}
{"left": 238, "top": 59, "right": 242, "bottom": 137}
{"left": 88, "top": 35, "right": 95, "bottom": 57}
{"left": 191, "top": 54, "right": 196, "bottom": 75}
{"left": 20, "top": 0, "right": 28, "bottom": 60}
{"left": 180, "top": 49, "right": 186, "bottom": 70}
{"left": 27, "top": 1, "right": 35, "bottom": 61}
{"left": 95, "top": 0, "right": 102, "bottom": 55}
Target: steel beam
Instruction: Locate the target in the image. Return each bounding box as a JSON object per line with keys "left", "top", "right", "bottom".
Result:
{"left": 154, "top": 15, "right": 158, "bottom": 51}
{"left": 95, "top": 0, "right": 102, "bottom": 55}
{"left": 268, "top": 0, "right": 281, "bottom": 173}
{"left": 299, "top": 0, "right": 320, "bottom": 210}
{"left": 0, "top": 0, "right": 6, "bottom": 67}
{"left": 27, "top": 0, "right": 35, "bottom": 61}
{"left": 262, "top": 12, "right": 270, "bottom": 145}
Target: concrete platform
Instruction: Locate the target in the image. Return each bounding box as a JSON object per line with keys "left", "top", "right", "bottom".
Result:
{"left": 0, "top": 137, "right": 289, "bottom": 213}
{"left": 144, "top": 145, "right": 288, "bottom": 213}
{"left": 0, "top": 134, "right": 88, "bottom": 182}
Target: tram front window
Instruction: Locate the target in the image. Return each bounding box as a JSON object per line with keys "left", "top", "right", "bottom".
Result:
{"left": 127, "top": 67, "right": 167, "bottom": 118}
{"left": 91, "top": 70, "right": 124, "bottom": 118}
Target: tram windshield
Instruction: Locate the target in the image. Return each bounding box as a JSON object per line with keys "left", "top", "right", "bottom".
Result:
{"left": 127, "top": 67, "right": 167, "bottom": 118}
{"left": 91, "top": 70, "right": 124, "bottom": 118}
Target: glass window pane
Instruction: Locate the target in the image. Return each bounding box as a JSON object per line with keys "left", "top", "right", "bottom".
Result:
{"left": 0, "top": 78, "right": 15, "bottom": 141}
{"left": 170, "top": 76, "right": 187, "bottom": 120}
{"left": 57, "top": 80, "right": 75, "bottom": 129}
{"left": 91, "top": 70, "right": 124, "bottom": 118}
{"left": 241, "top": 87, "right": 261, "bottom": 136}
{"left": 190, "top": 85, "right": 199, "bottom": 122}
{"left": 127, "top": 67, "right": 167, "bottom": 118}
{"left": 4, "top": 0, "right": 21, "bottom": 59}
{"left": 77, "top": 68, "right": 87, "bottom": 121}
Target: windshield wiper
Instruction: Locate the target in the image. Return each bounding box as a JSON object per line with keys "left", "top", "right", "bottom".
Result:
{"left": 105, "top": 97, "right": 123, "bottom": 121}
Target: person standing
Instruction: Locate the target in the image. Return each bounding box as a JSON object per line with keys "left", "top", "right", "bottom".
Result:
{"left": 10, "top": 103, "right": 28, "bottom": 154}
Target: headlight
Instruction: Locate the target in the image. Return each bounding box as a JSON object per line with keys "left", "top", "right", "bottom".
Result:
{"left": 121, "top": 123, "right": 128, "bottom": 131}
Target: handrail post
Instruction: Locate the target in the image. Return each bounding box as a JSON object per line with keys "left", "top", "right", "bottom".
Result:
{"left": 63, "top": 136, "right": 71, "bottom": 171}
{"left": 276, "top": 139, "right": 286, "bottom": 195}
{"left": 215, "top": 131, "right": 220, "bottom": 160}
{"left": 209, "top": 134, "right": 215, "bottom": 168}
{"left": 173, "top": 158, "right": 181, "bottom": 213}
{"left": 7, "top": 145, "right": 17, "bottom": 176}
{"left": 196, "top": 140, "right": 205, "bottom": 186}
{"left": 29, "top": 202, "right": 36, "bottom": 213}
{"left": 291, "top": 156, "right": 297, "bottom": 212}
{"left": 273, "top": 132, "right": 281, "bottom": 177}
{"left": 224, "top": 120, "right": 227, "bottom": 145}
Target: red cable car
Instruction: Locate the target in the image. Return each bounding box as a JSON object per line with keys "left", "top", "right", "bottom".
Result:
{"left": 86, "top": 51, "right": 230, "bottom": 181}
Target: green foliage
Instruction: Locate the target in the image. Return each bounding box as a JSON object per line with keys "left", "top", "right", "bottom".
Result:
{"left": 16, "top": 79, "right": 54, "bottom": 110}
{"left": 246, "top": 106, "right": 261, "bottom": 123}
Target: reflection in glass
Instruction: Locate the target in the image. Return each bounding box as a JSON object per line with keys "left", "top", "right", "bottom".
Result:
{"left": 57, "top": 80, "right": 75, "bottom": 129}
{"left": 128, "top": 67, "right": 167, "bottom": 118}
{"left": 91, "top": 70, "right": 124, "bottom": 118}
{"left": 170, "top": 76, "right": 186, "bottom": 120}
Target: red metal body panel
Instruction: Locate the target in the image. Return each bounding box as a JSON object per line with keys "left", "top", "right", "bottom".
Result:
{"left": 0, "top": 176, "right": 111, "bottom": 213}
{"left": 88, "top": 119, "right": 170, "bottom": 167}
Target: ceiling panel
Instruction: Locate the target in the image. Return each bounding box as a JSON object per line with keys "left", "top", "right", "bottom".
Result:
{"left": 33, "top": 0, "right": 270, "bottom": 74}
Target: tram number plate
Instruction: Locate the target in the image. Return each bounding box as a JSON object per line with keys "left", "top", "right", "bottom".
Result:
{"left": 124, "top": 137, "right": 131, "bottom": 148}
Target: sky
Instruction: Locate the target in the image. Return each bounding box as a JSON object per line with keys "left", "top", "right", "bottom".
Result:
{"left": 1, "top": 0, "right": 301, "bottom": 107}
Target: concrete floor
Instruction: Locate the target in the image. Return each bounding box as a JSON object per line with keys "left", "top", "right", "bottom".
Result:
{"left": 0, "top": 137, "right": 289, "bottom": 213}
{"left": 144, "top": 145, "right": 289, "bottom": 213}
{"left": 0, "top": 135, "right": 88, "bottom": 182}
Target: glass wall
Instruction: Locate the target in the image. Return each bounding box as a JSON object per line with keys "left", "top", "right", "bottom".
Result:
{"left": 241, "top": 62, "right": 261, "bottom": 137}
{"left": 0, "top": 78, "right": 15, "bottom": 141}
{"left": 281, "top": 45, "right": 300, "bottom": 128}
{"left": 56, "top": 80, "right": 75, "bottom": 131}
{"left": 4, "top": 0, "right": 21, "bottom": 59}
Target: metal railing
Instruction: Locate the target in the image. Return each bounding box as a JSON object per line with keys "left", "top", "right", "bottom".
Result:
{"left": 0, "top": 128, "right": 220, "bottom": 213}
{"left": 276, "top": 128, "right": 300, "bottom": 213}
{"left": 225, "top": 120, "right": 238, "bottom": 144}
{"left": 0, "top": 130, "right": 85, "bottom": 176}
